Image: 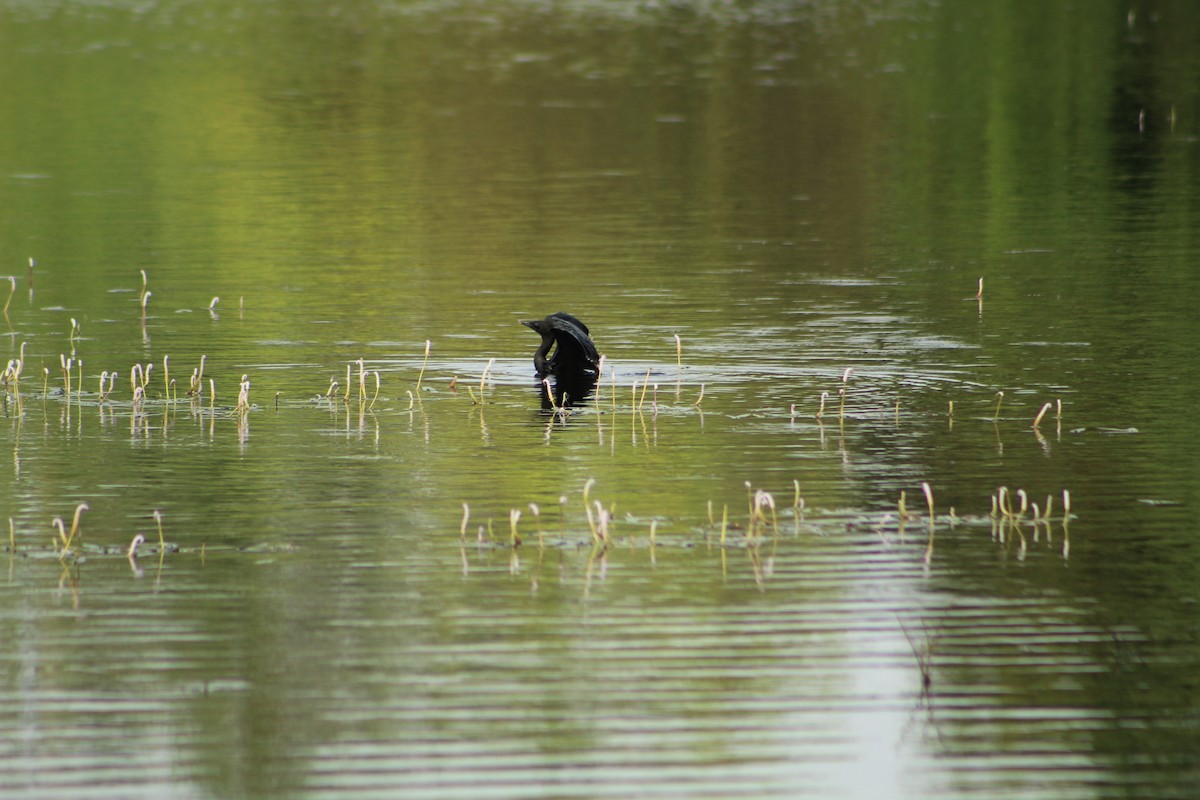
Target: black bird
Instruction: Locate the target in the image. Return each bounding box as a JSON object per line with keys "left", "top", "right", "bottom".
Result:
{"left": 520, "top": 312, "right": 600, "bottom": 376}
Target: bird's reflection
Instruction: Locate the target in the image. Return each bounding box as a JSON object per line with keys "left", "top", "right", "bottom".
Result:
{"left": 537, "top": 369, "right": 597, "bottom": 410}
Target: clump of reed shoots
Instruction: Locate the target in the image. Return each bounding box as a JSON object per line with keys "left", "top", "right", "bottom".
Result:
{"left": 582, "top": 479, "right": 614, "bottom": 547}
{"left": 354, "top": 359, "right": 367, "bottom": 402}
{"left": 3, "top": 345, "right": 25, "bottom": 414}
{"left": 989, "top": 486, "right": 1073, "bottom": 555}
{"left": 749, "top": 489, "right": 778, "bottom": 542}
{"left": 188, "top": 355, "right": 207, "bottom": 397}
{"left": 130, "top": 363, "right": 152, "bottom": 395}
{"left": 131, "top": 362, "right": 153, "bottom": 409}
{"left": 53, "top": 503, "right": 89, "bottom": 558}
{"left": 60, "top": 354, "right": 73, "bottom": 398}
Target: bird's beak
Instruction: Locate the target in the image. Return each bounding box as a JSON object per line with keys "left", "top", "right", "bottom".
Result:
{"left": 519, "top": 319, "right": 535, "bottom": 329}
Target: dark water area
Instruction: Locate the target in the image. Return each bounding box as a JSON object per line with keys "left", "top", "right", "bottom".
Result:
{"left": 2, "top": 1, "right": 1200, "bottom": 797}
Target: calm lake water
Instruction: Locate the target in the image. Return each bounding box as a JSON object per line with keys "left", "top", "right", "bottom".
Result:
{"left": 2, "top": 1, "right": 1200, "bottom": 797}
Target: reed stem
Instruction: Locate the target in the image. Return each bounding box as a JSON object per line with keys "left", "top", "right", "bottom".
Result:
{"left": 416, "top": 340, "right": 431, "bottom": 392}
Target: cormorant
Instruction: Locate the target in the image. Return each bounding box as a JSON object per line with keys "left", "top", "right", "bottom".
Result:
{"left": 520, "top": 312, "right": 600, "bottom": 410}
{"left": 520, "top": 312, "right": 600, "bottom": 376}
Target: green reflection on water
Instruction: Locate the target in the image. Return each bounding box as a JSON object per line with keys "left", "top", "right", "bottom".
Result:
{"left": 2, "top": 1, "right": 1200, "bottom": 798}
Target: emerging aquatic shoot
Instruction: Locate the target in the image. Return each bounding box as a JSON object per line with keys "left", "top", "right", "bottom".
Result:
{"left": 1032, "top": 402, "right": 1052, "bottom": 429}
{"left": 416, "top": 340, "right": 431, "bottom": 392}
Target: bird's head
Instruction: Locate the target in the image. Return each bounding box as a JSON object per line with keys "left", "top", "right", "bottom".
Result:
{"left": 520, "top": 318, "right": 550, "bottom": 335}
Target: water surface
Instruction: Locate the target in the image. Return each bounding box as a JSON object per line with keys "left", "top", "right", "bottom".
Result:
{"left": 2, "top": 1, "right": 1200, "bottom": 798}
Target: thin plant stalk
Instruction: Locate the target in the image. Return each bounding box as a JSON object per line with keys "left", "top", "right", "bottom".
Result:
{"left": 1032, "top": 402, "right": 1052, "bottom": 430}
{"left": 416, "top": 340, "right": 431, "bottom": 392}
{"left": 509, "top": 509, "right": 521, "bottom": 548}
{"left": 839, "top": 368, "right": 852, "bottom": 422}
{"left": 921, "top": 482, "right": 935, "bottom": 565}
{"left": 63, "top": 503, "right": 88, "bottom": 552}
{"left": 479, "top": 358, "right": 495, "bottom": 400}
{"left": 369, "top": 372, "right": 381, "bottom": 410}
{"left": 637, "top": 367, "right": 651, "bottom": 411}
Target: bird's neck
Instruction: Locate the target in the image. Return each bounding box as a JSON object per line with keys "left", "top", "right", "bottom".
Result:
{"left": 533, "top": 335, "right": 554, "bottom": 373}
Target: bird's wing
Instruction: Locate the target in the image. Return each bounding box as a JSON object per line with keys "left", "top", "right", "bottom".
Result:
{"left": 548, "top": 315, "right": 599, "bottom": 364}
